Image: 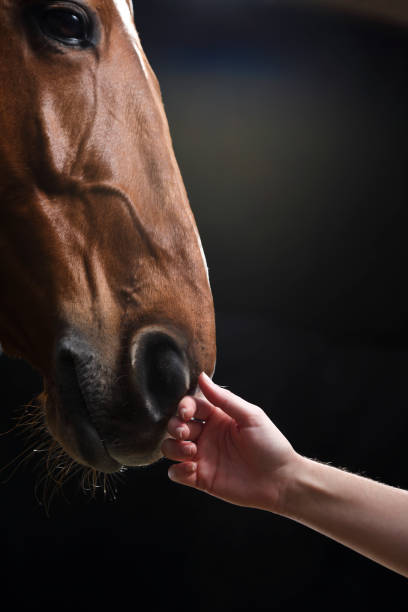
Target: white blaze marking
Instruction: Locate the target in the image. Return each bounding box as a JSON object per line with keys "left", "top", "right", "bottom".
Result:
{"left": 112, "top": 0, "right": 149, "bottom": 79}
{"left": 194, "top": 226, "right": 210, "bottom": 286}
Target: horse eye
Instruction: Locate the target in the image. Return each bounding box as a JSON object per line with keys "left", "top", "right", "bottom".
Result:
{"left": 39, "top": 6, "right": 91, "bottom": 46}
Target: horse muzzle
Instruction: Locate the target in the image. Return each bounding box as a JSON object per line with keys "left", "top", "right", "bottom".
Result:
{"left": 50, "top": 326, "right": 193, "bottom": 472}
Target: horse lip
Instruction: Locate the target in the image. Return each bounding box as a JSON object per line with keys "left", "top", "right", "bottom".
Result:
{"left": 55, "top": 357, "right": 122, "bottom": 473}
{"left": 73, "top": 391, "right": 121, "bottom": 474}
{"left": 105, "top": 426, "right": 169, "bottom": 467}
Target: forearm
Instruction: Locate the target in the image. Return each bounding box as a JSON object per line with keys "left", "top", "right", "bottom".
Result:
{"left": 278, "top": 455, "right": 408, "bottom": 578}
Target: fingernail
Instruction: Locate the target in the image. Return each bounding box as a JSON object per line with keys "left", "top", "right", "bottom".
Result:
{"left": 175, "top": 426, "right": 185, "bottom": 440}
{"left": 168, "top": 467, "right": 176, "bottom": 481}
{"left": 188, "top": 444, "right": 197, "bottom": 457}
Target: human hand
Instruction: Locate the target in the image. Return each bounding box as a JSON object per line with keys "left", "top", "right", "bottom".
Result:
{"left": 161, "top": 372, "right": 300, "bottom": 513}
{"left": 164, "top": 374, "right": 408, "bottom": 578}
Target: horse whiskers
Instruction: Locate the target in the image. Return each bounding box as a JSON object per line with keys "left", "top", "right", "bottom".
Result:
{"left": 2, "top": 393, "right": 126, "bottom": 509}
{"left": 34, "top": 460, "right": 79, "bottom": 515}
{"left": 34, "top": 440, "right": 125, "bottom": 509}
{"left": 0, "top": 424, "right": 20, "bottom": 437}
{"left": 0, "top": 436, "right": 49, "bottom": 482}
{"left": 80, "top": 467, "right": 101, "bottom": 497}
{"left": 109, "top": 469, "right": 126, "bottom": 489}
{"left": 36, "top": 452, "right": 94, "bottom": 514}
{"left": 75, "top": 466, "right": 119, "bottom": 501}
{"left": 3, "top": 434, "right": 124, "bottom": 509}
{"left": 99, "top": 472, "right": 118, "bottom": 501}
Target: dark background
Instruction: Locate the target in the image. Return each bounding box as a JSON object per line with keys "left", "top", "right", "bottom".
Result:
{"left": 1, "top": 1, "right": 408, "bottom": 609}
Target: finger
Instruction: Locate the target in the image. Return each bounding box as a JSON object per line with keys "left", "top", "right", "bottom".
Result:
{"left": 198, "top": 372, "right": 259, "bottom": 425}
{"left": 161, "top": 438, "right": 197, "bottom": 462}
{"left": 167, "top": 416, "right": 204, "bottom": 441}
{"left": 168, "top": 462, "right": 198, "bottom": 488}
{"left": 178, "top": 395, "right": 216, "bottom": 422}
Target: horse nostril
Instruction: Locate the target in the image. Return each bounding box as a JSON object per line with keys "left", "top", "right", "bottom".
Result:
{"left": 132, "top": 328, "right": 190, "bottom": 421}
{"left": 146, "top": 343, "right": 186, "bottom": 400}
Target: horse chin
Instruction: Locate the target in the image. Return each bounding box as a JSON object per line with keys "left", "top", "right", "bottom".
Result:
{"left": 58, "top": 432, "right": 166, "bottom": 473}
{"left": 108, "top": 446, "right": 164, "bottom": 468}
{"left": 105, "top": 430, "right": 170, "bottom": 468}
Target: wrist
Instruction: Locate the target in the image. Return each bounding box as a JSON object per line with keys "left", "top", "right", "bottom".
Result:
{"left": 273, "top": 453, "right": 317, "bottom": 519}
{"left": 256, "top": 451, "right": 309, "bottom": 516}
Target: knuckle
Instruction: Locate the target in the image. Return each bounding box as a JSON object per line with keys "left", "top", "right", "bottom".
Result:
{"left": 246, "top": 405, "right": 265, "bottom": 425}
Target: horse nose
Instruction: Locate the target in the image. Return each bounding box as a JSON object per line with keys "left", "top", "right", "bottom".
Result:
{"left": 52, "top": 328, "right": 191, "bottom": 470}
{"left": 131, "top": 326, "right": 191, "bottom": 422}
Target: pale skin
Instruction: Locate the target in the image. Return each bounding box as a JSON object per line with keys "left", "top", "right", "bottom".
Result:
{"left": 161, "top": 372, "right": 408, "bottom": 579}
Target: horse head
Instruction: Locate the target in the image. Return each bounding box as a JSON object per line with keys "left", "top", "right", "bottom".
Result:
{"left": 0, "top": 0, "right": 216, "bottom": 473}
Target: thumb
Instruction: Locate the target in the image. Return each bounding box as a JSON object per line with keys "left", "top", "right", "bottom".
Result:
{"left": 198, "top": 372, "right": 259, "bottom": 426}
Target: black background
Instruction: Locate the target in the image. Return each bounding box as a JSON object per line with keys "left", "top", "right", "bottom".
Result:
{"left": 1, "top": 2, "right": 408, "bottom": 609}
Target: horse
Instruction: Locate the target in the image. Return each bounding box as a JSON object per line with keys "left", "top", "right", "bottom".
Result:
{"left": 0, "top": 0, "right": 216, "bottom": 480}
